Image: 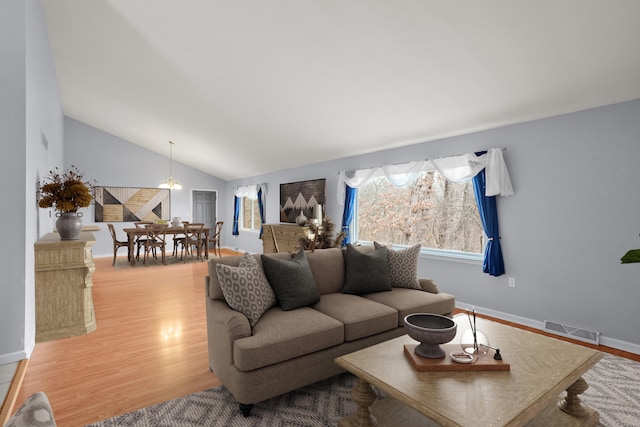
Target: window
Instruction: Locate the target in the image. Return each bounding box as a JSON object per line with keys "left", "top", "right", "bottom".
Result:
{"left": 241, "top": 197, "right": 261, "bottom": 231}
{"left": 356, "top": 170, "right": 483, "bottom": 254}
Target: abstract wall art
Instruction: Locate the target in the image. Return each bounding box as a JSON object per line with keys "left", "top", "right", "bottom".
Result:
{"left": 94, "top": 186, "right": 170, "bottom": 222}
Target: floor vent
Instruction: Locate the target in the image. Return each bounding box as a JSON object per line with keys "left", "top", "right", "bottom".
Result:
{"left": 543, "top": 320, "right": 600, "bottom": 345}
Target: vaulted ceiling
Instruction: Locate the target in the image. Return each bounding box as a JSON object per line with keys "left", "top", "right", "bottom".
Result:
{"left": 43, "top": 0, "right": 640, "bottom": 180}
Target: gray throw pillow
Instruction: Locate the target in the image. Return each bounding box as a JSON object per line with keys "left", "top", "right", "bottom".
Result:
{"left": 342, "top": 244, "right": 391, "bottom": 294}
{"left": 216, "top": 253, "right": 276, "bottom": 326}
{"left": 374, "top": 242, "right": 422, "bottom": 289}
{"left": 261, "top": 249, "right": 320, "bottom": 311}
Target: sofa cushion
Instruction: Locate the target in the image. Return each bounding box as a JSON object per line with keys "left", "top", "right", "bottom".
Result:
{"left": 364, "top": 288, "right": 456, "bottom": 326}
{"left": 375, "top": 242, "right": 422, "bottom": 289}
{"left": 305, "top": 248, "right": 346, "bottom": 295}
{"left": 342, "top": 244, "right": 391, "bottom": 294}
{"left": 313, "top": 293, "right": 397, "bottom": 341}
{"left": 233, "top": 306, "right": 344, "bottom": 371}
{"left": 261, "top": 249, "right": 320, "bottom": 310}
{"left": 215, "top": 253, "right": 276, "bottom": 327}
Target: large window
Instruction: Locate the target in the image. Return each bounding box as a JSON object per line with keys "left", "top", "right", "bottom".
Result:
{"left": 356, "top": 170, "right": 483, "bottom": 254}
{"left": 241, "top": 197, "right": 261, "bottom": 231}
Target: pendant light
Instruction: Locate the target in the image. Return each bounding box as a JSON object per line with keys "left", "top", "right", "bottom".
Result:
{"left": 159, "top": 140, "right": 182, "bottom": 190}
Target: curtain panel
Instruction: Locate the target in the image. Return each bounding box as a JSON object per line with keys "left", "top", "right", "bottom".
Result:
{"left": 232, "top": 184, "right": 267, "bottom": 236}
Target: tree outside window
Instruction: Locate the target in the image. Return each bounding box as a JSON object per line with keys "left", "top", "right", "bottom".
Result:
{"left": 357, "top": 171, "right": 483, "bottom": 254}
{"left": 241, "top": 197, "right": 261, "bottom": 231}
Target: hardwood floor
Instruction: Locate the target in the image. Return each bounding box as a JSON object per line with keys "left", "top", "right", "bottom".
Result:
{"left": 15, "top": 252, "right": 240, "bottom": 426}
{"left": 14, "top": 252, "right": 639, "bottom": 426}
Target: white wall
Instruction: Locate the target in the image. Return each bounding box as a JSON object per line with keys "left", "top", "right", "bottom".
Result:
{"left": 0, "top": 0, "right": 65, "bottom": 364}
{"left": 227, "top": 99, "right": 640, "bottom": 352}
{"left": 63, "top": 117, "right": 228, "bottom": 258}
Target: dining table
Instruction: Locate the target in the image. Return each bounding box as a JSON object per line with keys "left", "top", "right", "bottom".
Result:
{"left": 123, "top": 225, "right": 211, "bottom": 266}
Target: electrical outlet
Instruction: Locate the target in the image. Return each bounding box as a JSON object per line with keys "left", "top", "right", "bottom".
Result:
{"left": 508, "top": 277, "right": 516, "bottom": 288}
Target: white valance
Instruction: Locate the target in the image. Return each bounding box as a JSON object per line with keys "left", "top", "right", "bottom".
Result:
{"left": 234, "top": 184, "right": 267, "bottom": 200}
{"left": 338, "top": 148, "right": 513, "bottom": 204}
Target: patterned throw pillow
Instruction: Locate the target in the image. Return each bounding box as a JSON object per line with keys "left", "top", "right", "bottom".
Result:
{"left": 374, "top": 242, "right": 422, "bottom": 289}
{"left": 215, "top": 253, "right": 276, "bottom": 327}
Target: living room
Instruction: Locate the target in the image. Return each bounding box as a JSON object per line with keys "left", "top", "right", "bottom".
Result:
{"left": 2, "top": 1, "right": 640, "bottom": 425}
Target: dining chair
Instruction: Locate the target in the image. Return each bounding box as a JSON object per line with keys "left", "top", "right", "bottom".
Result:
{"left": 134, "top": 221, "right": 154, "bottom": 260}
{"left": 107, "top": 224, "right": 130, "bottom": 266}
{"left": 207, "top": 221, "right": 224, "bottom": 257}
{"left": 172, "top": 221, "right": 190, "bottom": 257}
{"left": 143, "top": 224, "right": 168, "bottom": 265}
{"left": 180, "top": 223, "right": 205, "bottom": 262}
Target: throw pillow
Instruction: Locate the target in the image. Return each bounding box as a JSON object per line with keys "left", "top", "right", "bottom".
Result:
{"left": 216, "top": 253, "right": 276, "bottom": 327}
{"left": 374, "top": 242, "right": 422, "bottom": 289}
{"left": 261, "top": 249, "right": 320, "bottom": 311}
{"left": 342, "top": 244, "right": 392, "bottom": 294}
{"left": 5, "top": 392, "right": 56, "bottom": 427}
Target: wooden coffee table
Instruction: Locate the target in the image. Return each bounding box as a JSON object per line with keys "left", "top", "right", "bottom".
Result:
{"left": 335, "top": 315, "right": 603, "bottom": 426}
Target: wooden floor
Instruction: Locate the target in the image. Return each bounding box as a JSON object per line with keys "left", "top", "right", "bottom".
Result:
{"left": 14, "top": 252, "right": 639, "bottom": 426}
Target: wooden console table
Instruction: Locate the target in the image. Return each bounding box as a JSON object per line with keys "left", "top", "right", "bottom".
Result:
{"left": 261, "top": 223, "right": 311, "bottom": 253}
{"left": 34, "top": 231, "right": 97, "bottom": 342}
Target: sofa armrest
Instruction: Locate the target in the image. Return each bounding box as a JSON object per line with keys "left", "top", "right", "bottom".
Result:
{"left": 418, "top": 278, "right": 440, "bottom": 294}
{"left": 205, "top": 298, "right": 251, "bottom": 373}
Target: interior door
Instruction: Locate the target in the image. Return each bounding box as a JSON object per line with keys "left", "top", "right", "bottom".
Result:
{"left": 192, "top": 190, "right": 217, "bottom": 229}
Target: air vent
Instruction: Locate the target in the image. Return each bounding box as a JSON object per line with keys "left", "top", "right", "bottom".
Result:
{"left": 544, "top": 320, "right": 600, "bottom": 345}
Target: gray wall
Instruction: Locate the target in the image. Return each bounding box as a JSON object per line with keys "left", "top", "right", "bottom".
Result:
{"left": 64, "top": 117, "right": 228, "bottom": 258}
{"left": 227, "top": 99, "right": 640, "bottom": 352}
{"left": 0, "top": 0, "right": 65, "bottom": 364}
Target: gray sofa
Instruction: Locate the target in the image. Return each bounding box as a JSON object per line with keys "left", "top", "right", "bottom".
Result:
{"left": 204, "top": 245, "right": 455, "bottom": 416}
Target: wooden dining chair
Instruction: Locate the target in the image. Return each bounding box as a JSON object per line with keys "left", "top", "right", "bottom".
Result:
{"left": 107, "top": 224, "right": 130, "bottom": 266}
{"left": 180, "top": 223, "right": 205, "bottom": 262}
{"left": 207, "top": 221, "right": 224, "bottom": 257}
{"left": 143, "top": 224, "right": 168, "bottom": 266}
{"left": 172, "top": 221, "right": 190, "bottom": 257}
{"left": 134, "top": 221, "right": 154, "bottom": 260}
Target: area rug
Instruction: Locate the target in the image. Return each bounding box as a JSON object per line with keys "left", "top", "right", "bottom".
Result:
{"left": 86, "top": 354, "right": 640, "bottom": 427}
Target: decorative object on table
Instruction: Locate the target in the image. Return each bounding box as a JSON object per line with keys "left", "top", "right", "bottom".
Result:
{"left": 158, "top": 140, "right": 182, "bottom": 190}
{"left": 38, "top": 165, "right": 95, "bottom": 240}
{"left": 460, "top": 307, "right": 490, "bottom": 355}
{"left": 450, "top": 351, "right": 475, "bottom": 364}
{"left": 298, "top": 215, "right": 346, "bottom": 251}
{"left": 94, "top": 186, "right": 170, "bottom": 222}
{"left": 295, "top": 210, "right": 308, "bottom": 226}
{"left": 620, "top": 234, "right": 640, "bottom": 263}
{"left": 171, "top": 217, "right": 183, "bottom": 227}
{"left": 403, "top": 313, "right": 457, "bottom": 359}
{"left": 279, "top": 178, "right": 326, "bottom": 223}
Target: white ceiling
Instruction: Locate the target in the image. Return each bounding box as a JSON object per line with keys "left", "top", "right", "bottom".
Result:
{"left": 43, "top": 0, "right": 640, "bottom": 181}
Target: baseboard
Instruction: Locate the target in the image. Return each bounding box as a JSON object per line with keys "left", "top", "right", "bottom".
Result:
{"left": 0, "top": 359, "right": 29, "bottom": 425}
{"left": 0, "top": 350, "right": 28, "bottom": 366}
{"left": 455, "top": 301, "right": 640, "bottom": 356}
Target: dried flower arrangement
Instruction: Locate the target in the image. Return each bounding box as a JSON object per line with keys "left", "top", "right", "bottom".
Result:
{"left": 298, "top": 215, "right": 346, "bottom": 250}
{"left": 38, "top": 165, "right": 95, "bottom": 213}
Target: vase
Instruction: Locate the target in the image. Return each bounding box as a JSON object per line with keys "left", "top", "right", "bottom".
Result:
{"left": 460, "top": 329, "right": 490, "bottom": 355}
{"left": 56, "top": 212, "right": 83, "bottom": 240}
{"left": 295, "top": 210, "right": 307, "bottom": 226}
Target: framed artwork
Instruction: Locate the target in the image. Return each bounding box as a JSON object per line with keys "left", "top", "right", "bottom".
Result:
{"left": 280, "top": 178, "right": 326, "bottom": 223}
{"left": 94, "top": 186, "right": 170, "bottom": 222}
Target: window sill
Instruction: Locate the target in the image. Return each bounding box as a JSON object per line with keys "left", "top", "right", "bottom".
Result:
{"left": 356, "top": 241, "right": 483, "bottom": 265}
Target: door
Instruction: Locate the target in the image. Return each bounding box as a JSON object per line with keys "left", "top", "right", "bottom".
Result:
{"left": 192, "top": 190, "right": 217, "bottom": 229}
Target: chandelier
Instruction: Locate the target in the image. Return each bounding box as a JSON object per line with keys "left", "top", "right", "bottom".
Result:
{"left": 159, "top": 141, "right": 182, "bottom": 190}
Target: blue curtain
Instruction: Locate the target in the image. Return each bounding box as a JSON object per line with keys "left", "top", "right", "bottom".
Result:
{"left": 232, "top": 196, "right": 240, "bottom": 236}
{"left": 341, "top": 185, "right": 357, "bottom": 246}
{"left": 257, "top": 187, "right": 265, "bottom": 238}
{"left": 472, "top": 169, "right": 505, "bottom": 276}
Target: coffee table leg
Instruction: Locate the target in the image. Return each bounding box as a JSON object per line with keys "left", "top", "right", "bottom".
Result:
{"left": 557, "top": 376, "right": 590, "bottom": 417}
{"left": 347, "top": 378, "right": 378, "bottom": 427}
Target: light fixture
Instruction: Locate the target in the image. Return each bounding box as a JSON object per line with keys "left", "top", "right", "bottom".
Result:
{"left": 159, "top": 140, "right": 182, "bottom": 190}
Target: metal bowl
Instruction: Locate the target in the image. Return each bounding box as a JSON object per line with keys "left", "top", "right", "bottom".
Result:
{"left": 404, "top": 313, "right": 457, "bottom": 359}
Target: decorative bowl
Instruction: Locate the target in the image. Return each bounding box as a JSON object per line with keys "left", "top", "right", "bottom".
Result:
{"left": 404, "top": 313, "right": 457, "bottom": 359}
